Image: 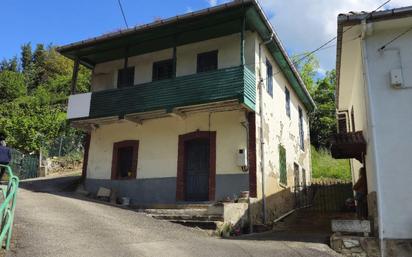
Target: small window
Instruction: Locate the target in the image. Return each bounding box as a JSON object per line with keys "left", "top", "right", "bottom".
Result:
{"left": 117, "top": 67, "right": 135, "bottom": 88}
{"left": 111, "top": 140, "right": 139, "bottom": 180}
{"left": 266, "top": 59, "right": 273, "bottom": 96}
{"left": 197, "top": 50, "right": 218, "bottom": 73}
{"left": 152, "top": 59, "right": 173, "bottom": 81}
{"left": 337, "top": 113, "right": 347, "bottom": 133}
{"left": 351, "top": 107, "right": 356, "bottom": 132}
{"left": 279, "top": 145, "right": 287, "bottom": 186}
{"left": 285, "top": 87, "right": 291, "bottom": 117}
{"left": 298, "top": 107, "right": 304, "bottom": 151}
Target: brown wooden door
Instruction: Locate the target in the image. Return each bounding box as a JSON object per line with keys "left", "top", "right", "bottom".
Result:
{"left": 184, "top": 138, "right": 210, "bottom": 201}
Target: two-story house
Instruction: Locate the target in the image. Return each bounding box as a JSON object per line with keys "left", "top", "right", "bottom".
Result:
{"left": 332, "top": 6, "right": 412, "bottom": 255}
{"left": 58, "top": 0, "right": 315, "bottom": 224}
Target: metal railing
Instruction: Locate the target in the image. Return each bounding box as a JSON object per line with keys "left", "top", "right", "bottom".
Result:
{"left": 0, "top": 165, "right": 19, "bottom": 250}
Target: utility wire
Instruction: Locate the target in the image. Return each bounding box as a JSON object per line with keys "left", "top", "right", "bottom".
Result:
{"left": 293, "top": 0, "right": 392, "bottom": 66}
{"left": 117, "top": 0, "right": 129, "bottom": 29}
{"left": 378, "top": 26, "right": 412, "bottom": 51}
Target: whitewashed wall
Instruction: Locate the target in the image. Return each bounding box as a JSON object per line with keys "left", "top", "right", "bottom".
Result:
{"left": 254, "top": 35, "right": 312, "bottom": 201}
{"left": 363, "top": 24, "right": 412, "bottom": 239}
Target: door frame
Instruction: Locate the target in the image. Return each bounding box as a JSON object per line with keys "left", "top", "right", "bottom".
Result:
{"left": 176, "top": 131, "right": 216, "bottom": 201}
{"left": 111, "top": 140, "right": 139, "bottom": 180}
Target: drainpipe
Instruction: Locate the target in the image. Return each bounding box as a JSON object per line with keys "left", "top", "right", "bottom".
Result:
{"left": 240, "top": 111, "right": 252, "bottom": 233}
{"left": 258, "top": 34, "right": 274, "bottom": 224}
{"left": 361, "top": 20, "right": 386, "bottom": 257}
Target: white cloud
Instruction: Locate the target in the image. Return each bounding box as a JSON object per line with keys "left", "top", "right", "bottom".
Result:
{"left": 208, "top": 0, "right": 218, "bottom": 7}
{"left": 258, "top": 0, "right": 412, "bottom": 71}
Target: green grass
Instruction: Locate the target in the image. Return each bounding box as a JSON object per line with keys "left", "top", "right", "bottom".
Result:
{"left": 311, "top": 146, "right": 351, "bottom": 181}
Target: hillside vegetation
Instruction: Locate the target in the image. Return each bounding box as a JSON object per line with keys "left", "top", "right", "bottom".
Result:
{"left": 311, "top": 146, "right": 351, "bottom": 181}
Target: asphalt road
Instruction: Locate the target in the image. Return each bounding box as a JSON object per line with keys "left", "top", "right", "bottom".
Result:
{"left": 9, "top": 176, "right": 342, "bottom": 257}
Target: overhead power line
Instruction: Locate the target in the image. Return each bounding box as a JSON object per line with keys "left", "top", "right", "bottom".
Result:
{"left": 378, "top": 26, "right": 412, "bottom": 51}
{"left": 117, "top": 0, "right": 129, "bottom": 29}
{"left": 293, "top": 0, "right": 392, "bottom": 66}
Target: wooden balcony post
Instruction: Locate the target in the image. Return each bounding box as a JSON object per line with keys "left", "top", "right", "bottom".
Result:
{"left": 240, "top": 16, "right": 245, "bottom": 66}
{"left": 71, "top": 58, "right": 80, "bottom": 94}
{"left": 172, "top": 45, "right": 177, "bottom": 78}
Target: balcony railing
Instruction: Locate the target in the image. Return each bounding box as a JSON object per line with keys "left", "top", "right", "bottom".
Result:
{"left": 68, "top": 65, "right": 256, "bottom": 120}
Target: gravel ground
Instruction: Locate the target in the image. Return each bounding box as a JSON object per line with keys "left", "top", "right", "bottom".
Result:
{"left": 8, "top": 176, "right": 342, "bottom": 257}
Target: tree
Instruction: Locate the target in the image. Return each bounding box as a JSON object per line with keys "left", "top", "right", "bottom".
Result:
{"left": 0, "top": 57, "right": 19, "bottom": 72}
{"left": 309, "top": 70, "right": 337, "bottom": 149}
{"left": 0, "top": 70, "right": 27, "bottom": 102}
{"left": 21, "top": 43, "right": 33, "bottom": 72}
{"left": 0, "top": 42, "right": 91, "bottom": 154}
{"left": 292, "top": 53, "right": 319, "bottom": 94}
{"left": 294, "top": 54, "right": 336, "bottom": 149}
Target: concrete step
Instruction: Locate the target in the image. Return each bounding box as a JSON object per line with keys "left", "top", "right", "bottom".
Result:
{"left": 170, "top": 220, "right": 220, "bottom": 230}
{"left": 135, "top": 203, "right": 212, "bottom": 210}
{"left": 150, "top": 214, "right": 224, "bottom": 222}
{"left": 144, "top": 208, "right": 209, "bottom": 216}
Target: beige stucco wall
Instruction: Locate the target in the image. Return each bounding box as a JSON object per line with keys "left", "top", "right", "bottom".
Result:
{"left": 91, "top": 32, "right": 255, "bottom": 91}
{"left": 87, "top": 110, "right": 248, "bottom": 180}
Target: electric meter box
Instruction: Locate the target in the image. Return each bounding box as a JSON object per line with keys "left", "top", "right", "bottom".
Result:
{"left": 237, "top": 148, "right": 247, "bottom": 166}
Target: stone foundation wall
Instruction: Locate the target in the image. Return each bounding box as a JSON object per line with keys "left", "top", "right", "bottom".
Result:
{"left": 330, "top": 234, "right": 380, "bottom": 257}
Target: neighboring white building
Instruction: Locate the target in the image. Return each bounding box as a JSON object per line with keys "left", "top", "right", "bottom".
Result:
{"left": 58, "top": 0, "right": 315, "bottom": 225}
{"left": 333, "top": 6, "right": 412, "bottom": 253}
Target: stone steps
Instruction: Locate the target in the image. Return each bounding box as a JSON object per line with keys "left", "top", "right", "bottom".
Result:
{"left": 143, "top": 206, "right": 223, "bottom": 230}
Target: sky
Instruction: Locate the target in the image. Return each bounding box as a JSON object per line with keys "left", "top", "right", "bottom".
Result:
{"left": 1, "top": 0, "right": 411, "bottom": 74}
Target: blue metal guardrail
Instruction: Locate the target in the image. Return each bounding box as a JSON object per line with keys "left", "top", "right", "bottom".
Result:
{"left": 0, "top": 164, "right": 19, "bottom": 250}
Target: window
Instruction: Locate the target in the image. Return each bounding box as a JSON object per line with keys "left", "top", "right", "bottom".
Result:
{"left": 279, "top": 145, "right": 287, "bottom": 186}
{"left": 111, "top": 140, "right": 139, "bottom": 180}
{"left": 302, "top": 168, "right": 306, "bottom": 189}
{"left": 293, "top": 163, "right": 300, "bottom": 189}
{"left": 152, "top": 59, "right": 174, "bottom": 81}
{"left": 285, "top": 87, "right": 291, "bottom": 117}
{"left": 351, "top": 107, "right": 356, "bottom": 132}
{"left": 337, "top": 113, "right": 347, "bottom": 133}
{"left": 117, "top": 67, "right": 135, "bottom": 88}
{"left": 298, "top": 107, "right": 304, "bottom": 151}
{"left": 266, "top": 59, "right": 273, "bottom": 96}
{"left": 197, "top": 50, "right": 218, "bottom": 73}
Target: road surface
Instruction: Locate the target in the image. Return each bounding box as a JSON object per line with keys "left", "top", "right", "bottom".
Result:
{"left": 9, "top": 176, "right": 341, "bottom": 257}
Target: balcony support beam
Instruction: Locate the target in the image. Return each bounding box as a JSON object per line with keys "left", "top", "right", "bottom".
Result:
{"left": 71, "top": 58, "right": 80, "bottom": 94}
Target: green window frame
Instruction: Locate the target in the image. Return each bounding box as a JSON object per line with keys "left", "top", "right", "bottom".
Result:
{"left": 279, "top": 145, "right": 287, "bottom": 186}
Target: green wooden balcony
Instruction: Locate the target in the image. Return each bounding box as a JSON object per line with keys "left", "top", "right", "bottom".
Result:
{"left": 67, "top": 65, "right": 256, "bottom": 121}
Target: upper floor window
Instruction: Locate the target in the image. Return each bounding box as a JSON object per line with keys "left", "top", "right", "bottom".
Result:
{"left": 285, "top": 87, "right": 291, "bottom": 118}
{"left": 197, "top": 50, "right": 218, "bottom": 73}
{"left": 266, "top": 59, "right": 273, "bottom": 97}
{"left": 152, "top": 59, "right": 174, "bottom": 81}
{"left": 298, "top": 107, "right": 304, "bottom": 151}
{"left": 117, "top": 67, "right": 135, "bottom": 88}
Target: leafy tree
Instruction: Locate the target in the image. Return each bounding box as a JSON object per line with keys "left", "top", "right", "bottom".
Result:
{"left": 293, "top": 53, "right": 319, "bottom": 94}
{"left": 0, "top": 42, "right": 91, "bottom": 154}
{"left": 294, "top": 54, "right": 336, "bottom": 149}
{"left": 0, "top": 70, "right": 27, "bottom": 102}
{"left": 309, "top": 70, "right": 337, "bottom": 149}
